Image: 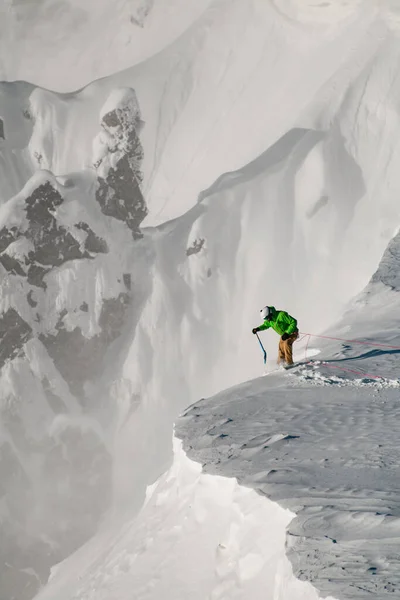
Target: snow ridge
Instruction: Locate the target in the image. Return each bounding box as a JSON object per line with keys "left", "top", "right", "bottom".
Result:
{"left": 177, "top": 366, "right": 400, "bottom": 599}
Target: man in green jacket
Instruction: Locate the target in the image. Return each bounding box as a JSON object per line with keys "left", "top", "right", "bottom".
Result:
{"left": 252, "top": 306, "right": 299, "bottom": 366}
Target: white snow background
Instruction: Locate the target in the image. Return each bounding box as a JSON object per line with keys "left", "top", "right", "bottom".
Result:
{"left": 1, "top": 0, "right": 400, "bottom": 599}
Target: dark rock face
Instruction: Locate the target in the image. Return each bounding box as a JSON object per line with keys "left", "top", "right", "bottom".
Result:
{"left": 0, "top": 225, "right": 20, "bottom": 253}
{"left": 96, "top": 159, "right": 146, "bottom": 236}
{"left": 27, "top": 290, "right": 38, "bottom": 307}
{"left": 0, "top": 182, "right": 108, "bottom": 288}
{"left": 0, "top": 308, "right": 32, "bottom": 369}
{"left": 0, "top": 252, "right": 26, "bottom": 276}
{"left": 75, "top": 221, "right": 109, "bottom": 254}
{"left": 95, "top": 96, "right": 148, "bottom": 238}
{"left": 186, "top": 238, "right": 205, "bottom": 256}
{"left": 0, "top": 118, "right": 4, "bottom": 140}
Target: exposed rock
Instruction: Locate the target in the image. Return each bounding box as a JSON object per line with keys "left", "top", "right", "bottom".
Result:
{"left": 25, "top": 180, "right": 63, "bottom": 223}
{"left": 27, "top": 290, "right": 38, "bottom": 307}
{"left": 99, "top": 292, "right": 130, "bottom": 340}
{"left": 24, "top": 183, "right": 88, "bottom": 270}
{"left": 0, "top": 308, "right": 32, "bottom": 369}
{"left": 75, "top": 221, "right": 108, "bottom": 254}
{"left": 370, "top": 231, "right": 400, "bottom": 291}
{"left": 0, "top": 225, "right": 20, "bottom": 253}
{"left": 186, "top": 238, "right": 205, "bottom": 256}
{"left": 0, "top": 253, "right": 26, "bottom": 276}
{"left": 80, "top": 301, "right": 89, "bottom": 312}
{"left": 0, "top": 117, "right": 4, "bottom": 140}
{"left": 96, "top": 156, "right": 147, "bottom": 238}
{"left": 27, "top": 264, "right": 50, "bottom": 289}
{"left": 0, "top": 182, "right": 108, "bottom": 288}
{"left": 95, "top": 92, "right": 148, "bottom": 238}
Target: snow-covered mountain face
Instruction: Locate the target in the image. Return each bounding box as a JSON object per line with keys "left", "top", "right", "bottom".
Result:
{"left": 2, "top": 1, "right": 400, "bottom": 599}
{"left": 0, "top": 86, "right": 148, "bottom": 598}
{"left": 0, "top": 0, "right": 212, "bottom": 91}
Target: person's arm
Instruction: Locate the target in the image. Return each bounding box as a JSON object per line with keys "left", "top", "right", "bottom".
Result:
{"left": 285, "top": 313, "right": 297, "bottom": 335}
{"left": 255, "top": 320, "right": 271, "bottom": 332}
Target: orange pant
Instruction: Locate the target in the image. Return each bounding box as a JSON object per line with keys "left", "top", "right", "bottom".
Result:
{"left": 278, "top": 331, "right": 299, "bottom": 365}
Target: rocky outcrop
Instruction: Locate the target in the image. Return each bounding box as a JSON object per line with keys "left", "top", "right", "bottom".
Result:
{"left": 94, "top": 89, "right": 148, "bottom": 238}
{"left": 0, "top": 181, "right": 108, "bottom": 288}
{"left": 0, "top": 308, "right": 32, "bottom": 368}
{"left": 186, "top": 238, "right": 205, "bottom": 256}
{"left": 370, "top": 230, "right": 400, "bottom": 291}
{"left": 0, "top": 177, "right": 132, "bottom": 395}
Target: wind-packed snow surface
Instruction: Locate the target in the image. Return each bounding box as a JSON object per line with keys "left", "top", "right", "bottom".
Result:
{"left": 2, "top": 1, "right": 400, "bottom": 599}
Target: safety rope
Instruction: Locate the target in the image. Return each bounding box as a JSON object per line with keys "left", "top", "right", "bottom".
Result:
{"left": 296, "top": 332, "right": 400, "bottom": 381}
{"left": 299, "top": 332, "right": 400, "bottom": 351}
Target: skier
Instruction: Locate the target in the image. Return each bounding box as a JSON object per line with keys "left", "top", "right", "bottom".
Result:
{"left": 252, "top": 306, "right": 299, "bottom": 366}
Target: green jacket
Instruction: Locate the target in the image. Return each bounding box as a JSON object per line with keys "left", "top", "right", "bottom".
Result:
{"left": 258, "top": 306, "right": 298, "bottom": 336}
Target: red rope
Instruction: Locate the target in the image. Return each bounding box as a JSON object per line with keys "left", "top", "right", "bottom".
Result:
{"left": 299, "top": 332, "right": 400, "bottom": 351}
{"left": 295, "top": 332, "right": 393, "bottom": 380}
{"left": 305, "top": 334, "right": 310, "bottom": 359}
{"left": 319, "top": 362, "right": 383, "bottom": 380}
{"left": 297, "top": 334, "right": 308, "bottom": 343}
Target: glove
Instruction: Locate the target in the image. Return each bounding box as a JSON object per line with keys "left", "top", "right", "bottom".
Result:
{"left": 281, "top": 333, "right": 289, "bottom": 341}
{"left": 252, "top": 328, "right": 259, "bottom": 334}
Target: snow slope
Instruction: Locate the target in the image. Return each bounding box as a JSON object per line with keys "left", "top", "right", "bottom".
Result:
{"left": 177, "top": 365, "right": 400, "bottom": 599}
{"left": 2, "top": 1, "right": 400, "bottom": 599}
{"left": 173, "top": 237, "right": 400, "bottom": 599}
{"left": 0, "top": 0, "right": 213, "bottom": 91}
{"left": 32, "top": 438, "right": 339, "bottom": 600}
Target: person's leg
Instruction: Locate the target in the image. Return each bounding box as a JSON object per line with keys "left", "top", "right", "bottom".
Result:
{"left": 283, "top": 338, "right": 294, "bottom": 365}
{"left": 283, "top": 332, "right": 298, "bottom": 365}
{"left": 278, "top": 338, "right": 285, "bottom": 363}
